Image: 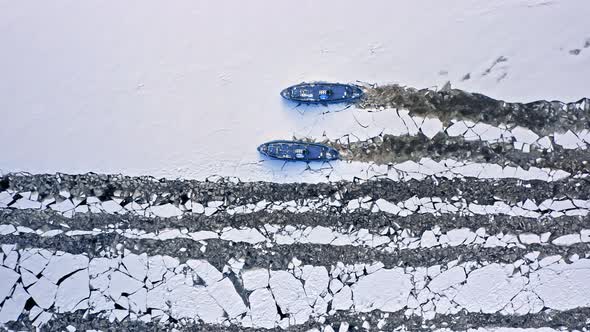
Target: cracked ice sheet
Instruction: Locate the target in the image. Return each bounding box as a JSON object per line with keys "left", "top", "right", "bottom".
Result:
{"left": 446, "top": 118, "right": 590, "bottom": 152}
{"left": 5, "top": 223, "right": 590, "bottom": 252}
{"left": 301, "top": 107, "right": 589, "bottom": 151}
{"left": 145, "top": 156, "right": 574, "bottom": 184}
{"left": 4, "top": 157, "right": 570, "bottom": 186}
{"left": 2, "top": 247, "right": 590, "bottom": 329}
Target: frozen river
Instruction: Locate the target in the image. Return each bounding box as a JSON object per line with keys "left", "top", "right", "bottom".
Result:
{"left": 1, "top": 3, "right": 590, "bottom": 329}
{"left": 1, "top": 0, "right": 589, "bottom": 180}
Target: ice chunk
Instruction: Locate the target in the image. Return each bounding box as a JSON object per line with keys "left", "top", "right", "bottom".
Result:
{"left": 338, "top": 322, "right": 350, "bottom": 332}
{"left": 109, "top": 271, "right": 144, "bottom": 301}
{"left": 420, "top": 117, "right": 443, "bottom": 139}
{"left": 28, "top": 277, "right": 58, "bottom": 309}
{"left": 305, "top": 226, "right": 336, "bottom": 244}
{"left": 189, "top": 231, "right": 219, "bottom": 241}
{"left": 0, "top": 266, "right": 19, "bottom": 301}
{"left": 554, "top": 130, "right": 583, "bottom": 149}
{"left": 89, "top": 258, "right": 112, "bottom": 277}
{"left": 302, "top": 266, "right": 329, "bottom": 304}
{"left": 530, "top": 259, "right": 590, "bottom": 310}
{"left": 122, "top": 253, "right": 148, "bottom": 281}
{"left": 0, "top": 224, "right": 16, "bottom": 235}
{"left": 129, "top": 288, "right": 147, "bottom": 314}
{"left": 146, "top": 284, "right": 167, "bottom": 311}
{"left": 221, "top": 228, "right": 266, "bottom": 244}
{"left": 420, "top": 230, "right": 438, "bottom": 248}
{"left": 446, "top": 121, "right": 469, "bottom": 136}
{"left": 33, "top": 311, "right": 53, "bottom": 328}
{"left": 55, "top": 269, "right": 90, "bottom": 313}
{"left": 43, "top": 253, "right": 89, "bottom": 284}
{"left": 207, "top": 278, "right": 247, "bottom": 318}
{"left": 552, "top": 234, "right": 581, "bottom": 246}
{"left": 428, "top": 266, "right": 466, "bottom": 293}
{"left": 446, "top": 228, "right": 475, "bottom": 246}
{"left": 269, "top": 271, "right": 312, "bottom": 324}
{"left": 242, "top": 269, "right": 269, "bottom": 291}
{"left": 147, "top": 203, "right": 183, "bottom": 218}
{"left": 20, "top": 253, "right": 49, "bottom": 275}
{"left": 147, "top": 255, "right": 167, "bottom": 282}
{"left": 163, "top": 255, "right": 179, "bottom": 270}
{"left": 352, "top": 268, "right": 412, "bottom": 312}
{"left": 21, "top": 269, "right": 38, "bottom": 287}
{"left": 101, "top": 200, "right": 123, "bottom": 213}
{"left": 454, "top": 263, "right": 526, "bottom": 313}
{"left": 3, "top": 251, "right": 18, "bottom": 269}
{"left": 89, "top": 291, "right": 115, "bottom": 313}
{"left": 187, "top": 260, "right": 223, "bottom": 285}
{"left": 249, "top": 288, "right": 278, "bottom": 329}
{"left": 168, "top": 284, "right": 224, "bottom": 323}
{"left": 332, "top": 286, "right": 353, "bottom": 310}
{"left": 329, "top": 279, "right": 344, "bottom": 294}
{"left": 0, "top": 284, "right": 29, "bottom": 323}
{"left": 511, "top": 126, "right": 539, "bottom": 145}
{"left": 519, "top": 233, "right": 541, "bottom": 244}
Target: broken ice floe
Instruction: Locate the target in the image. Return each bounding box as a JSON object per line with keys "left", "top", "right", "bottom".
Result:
{"left": 1, "top": 246, "right": 590, "bottom": 329}
{"left": 2, "top": 223, "right": 589, "bottom": 252}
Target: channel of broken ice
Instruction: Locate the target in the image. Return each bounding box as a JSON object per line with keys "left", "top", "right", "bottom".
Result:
{"left": 2, "top": 222, "right": 589, "bottom": 251}
{"left": 1, "top": 245, "right": 589, "bottom": 329}
{"left": 348, "top": 327, "right": 574, "bottom": 332}
{"left": 2, "top": 186, "right": 588, "bottom": 219}
{"left": 315, "top": 325, "right": 576, "bottom": 332}
{"left": 302, "top": 108, "right": 590, "bottom": 151}
{"left": 433, "top": 329, "right": 577, "bottom": 332}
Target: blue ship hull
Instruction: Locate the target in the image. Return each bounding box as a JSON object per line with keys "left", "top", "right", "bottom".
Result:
{"left": 281, "top": 82, "right": 363, "bottom": 104}
{"left": 257, "top": 140, "right": 339, "bottom": 161}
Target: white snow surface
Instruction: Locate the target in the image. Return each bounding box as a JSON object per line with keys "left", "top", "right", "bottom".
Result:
{"left": 1, "top": 1, "right": 589, "bottom": 180}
